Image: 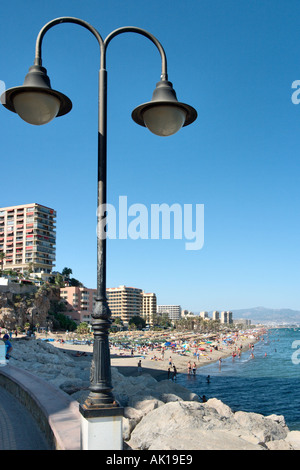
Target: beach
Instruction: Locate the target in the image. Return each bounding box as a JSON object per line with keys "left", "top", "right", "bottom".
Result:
{"left": 42, "top": 327, "right": 266, "bottom": 381}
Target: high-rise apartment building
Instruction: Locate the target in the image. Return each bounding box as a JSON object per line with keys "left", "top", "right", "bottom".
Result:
{"left": 157, "top": 305, "right": 181, "bottom": 321}
{"left": 60, "top": 286, "right": 96, "bottom": 324}
{"left": 220, "top": 311, "right": 233, "bottom": 324}
{"left": 0, "top": 203, "right": 56, "bottom": 280}
{"left": 142, "top": 292, "right": 157, "bottom": 326}
{"left": 107, "top": 286, "right": 157, "bottom": 326}
{"left": 212, "top": 311, "right": 220, "bottom": 321}
{"left": 106, "top": 285, "right": 143, "bottom": 325}
{"left": 220, "top": 311, "right": 227, "bottom": 323}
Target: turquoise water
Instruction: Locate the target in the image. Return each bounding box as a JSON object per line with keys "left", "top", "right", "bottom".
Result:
{"left": 176, "top": 328, "right": 300, "bottom": 430}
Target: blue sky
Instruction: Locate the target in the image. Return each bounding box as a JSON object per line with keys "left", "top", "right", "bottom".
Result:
{"left": 0, "top": 0, "right": 299, "bottom": 312}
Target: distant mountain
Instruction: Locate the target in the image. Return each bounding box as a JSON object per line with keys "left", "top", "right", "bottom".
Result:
{"left": 231, "top": 306, "right": 300, "bottom": 324}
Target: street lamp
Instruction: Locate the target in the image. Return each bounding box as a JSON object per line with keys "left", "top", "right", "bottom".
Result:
{"left": 1, "top": 17, "right": 197, "bottom": 449}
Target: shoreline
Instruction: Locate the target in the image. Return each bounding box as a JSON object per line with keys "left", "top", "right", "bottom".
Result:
{"left": 40, "top": 326, "right": 266, "bottom": 383}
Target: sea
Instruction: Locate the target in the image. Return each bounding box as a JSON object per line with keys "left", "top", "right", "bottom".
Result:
{"left": 176, "top": 327, "right": 300, "bottom": 431}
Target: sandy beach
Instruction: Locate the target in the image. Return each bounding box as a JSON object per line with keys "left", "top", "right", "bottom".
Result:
{"left": 40, "top": 327, "right": 266, "bottom": 381}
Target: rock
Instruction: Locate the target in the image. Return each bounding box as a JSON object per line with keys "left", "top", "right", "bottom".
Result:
{"left": 284, "top": 431, "right": 300, "bottom": 450}
{"left": 0, "top": 285, "right": 60, "bottom": 330}
{"left": 112, "top": 372, "right": 158, "bottom": 407}
{"left": 152, "top": 380, "right": 199, "bottom": 403}
{"left": 147, "top": 430, "right": 264, "bottom": 451}
{"left": 122, "top": 407, "right": 144, "bottom": 441}
{"left": 266, "top": 414, "right": 287, "bottom": 428}
{"left": 131, "top": 398, "right": 164, "bottom": 415}
{"left": 206, "top": 398, "right": 234, "bottom": 418}
{"left": 128, "top": 401, "right": 265, "bottom": 450}
{"left": 266, "top": 439, "right": 293, "bottom": 450}
{"left": 234, "top": 411, "right": 288, "bottom": 443}
{"left": 59, "top": 379, "right": 89, "bottom": 394}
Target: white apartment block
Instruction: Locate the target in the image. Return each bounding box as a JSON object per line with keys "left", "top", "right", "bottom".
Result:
{"left": 212, "top": 311, "right": 220, "bottom": 321}
{"left": 157, "top": 305, "right": 181, "bottom": 321}
{"left": 142, "top": 292, "right": 157, "bottom": 326}
{"left": 107, "top": 285, "right": 157, "bottom": 326}
{"left": 220, "top": 311, "right": 233, "bottom": 324}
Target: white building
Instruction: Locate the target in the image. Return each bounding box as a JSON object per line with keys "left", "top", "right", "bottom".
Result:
{"left": 157, "top": 305, "right": 181, "bottom": 321}
{"left": 220, "top": 311, "right": 233, "bottom": 324}
{"left": 212, "top": 310, "right": 220, "bottom": 321}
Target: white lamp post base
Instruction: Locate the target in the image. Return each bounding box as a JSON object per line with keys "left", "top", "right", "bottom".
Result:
{"left": 80, "top": 413, "right": 123, "bottom": 450}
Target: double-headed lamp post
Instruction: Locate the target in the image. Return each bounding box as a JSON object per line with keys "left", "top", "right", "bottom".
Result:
{"left": 1, "top": 17, "right": 197, "bottom": 450}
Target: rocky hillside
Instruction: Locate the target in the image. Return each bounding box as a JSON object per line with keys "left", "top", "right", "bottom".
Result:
{"left": 0, "top": 286, "right": 60, "bottom": 330}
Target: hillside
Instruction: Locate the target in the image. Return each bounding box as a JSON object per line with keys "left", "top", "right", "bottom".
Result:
{"left": 231, "top": 306, "right": 300, "bottom": 324}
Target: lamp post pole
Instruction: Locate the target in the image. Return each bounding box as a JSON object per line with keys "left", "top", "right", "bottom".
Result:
{"left": 32, "top": 16, "right": 171, "bottom": 413}
{"left": 1, "top": 16, "right": 197, "bottom": 450}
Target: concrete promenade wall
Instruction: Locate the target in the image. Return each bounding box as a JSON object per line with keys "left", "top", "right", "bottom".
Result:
{"left": 0, "top": 364, "right": 81, "bottom": 450}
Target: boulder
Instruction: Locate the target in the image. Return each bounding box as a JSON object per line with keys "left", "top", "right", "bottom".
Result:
{"left": 128, "top": 401, "right": 265, "bottom": 450}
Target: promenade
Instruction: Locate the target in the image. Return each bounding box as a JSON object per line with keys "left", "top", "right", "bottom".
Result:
{"left": 0, "top": 385, "right": 50, "bottom": 450}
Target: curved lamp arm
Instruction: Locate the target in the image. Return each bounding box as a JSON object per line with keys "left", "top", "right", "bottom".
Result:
{"left": 33, "top": 16, "right": 168, "bottom": 80}
{"left": 103, "top": 26, "right": 168, "bottom": 80}
{"left": 34, "top": 16, "right": 104, "bottom": 66}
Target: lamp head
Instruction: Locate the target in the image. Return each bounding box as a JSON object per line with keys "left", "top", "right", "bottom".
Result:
{"left": 0, "top": 64, "right": 72, "bottom": 125}
{"left": 132, "top": 80, "right": 197, "bottom": 136}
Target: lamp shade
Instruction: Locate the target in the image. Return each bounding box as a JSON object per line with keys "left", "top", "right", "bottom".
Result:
{"left": 0, "top": 65, "right": 72, "bottom": 125}
{"left": 13, "top": 91, "right": 61, "bottom": 125}
{"left": 142, "top": 104, "right": 186, "bottom": 136}
{"left": 132, "top": 80, "right": 197, "bottom": 136}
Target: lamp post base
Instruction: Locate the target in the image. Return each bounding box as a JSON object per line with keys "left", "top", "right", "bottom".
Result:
{"left": 80, "top": 404, "right": 124, "bottom": 450}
